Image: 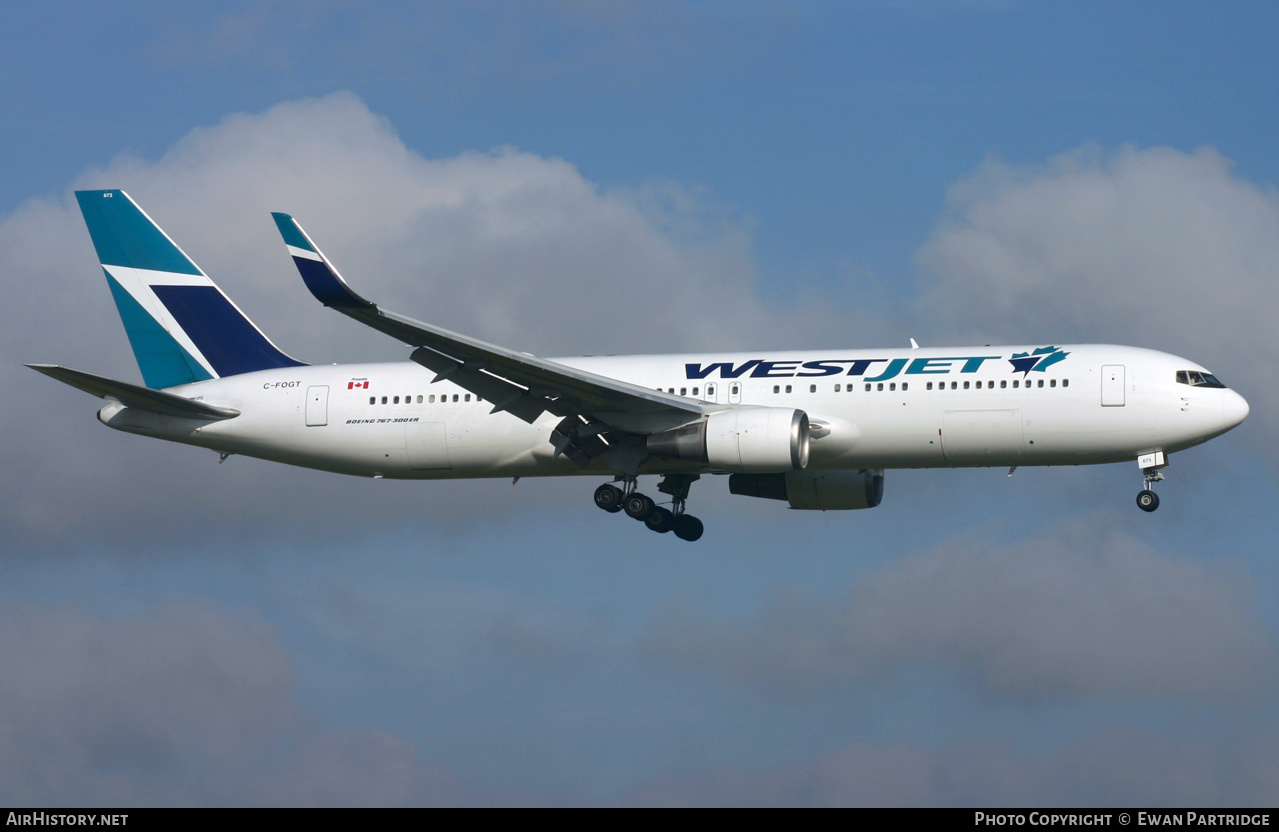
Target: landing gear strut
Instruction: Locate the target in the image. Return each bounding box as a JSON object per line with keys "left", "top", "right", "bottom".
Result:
{"left": 592, "top": 474, "right": 704, "bottom": 541}
{"left": 1136, "top": 461, "right": 1166, "bottom": 513}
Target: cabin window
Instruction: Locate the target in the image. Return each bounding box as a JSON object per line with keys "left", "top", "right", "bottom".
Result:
{"left": 453, "top": 394, "right": 459, "bottom": 402}
{"left": 975, "top": 381, "right": 982, "bottom": 389}
{"left": 773, "top": 385, "right": 780, "bottom": 394}
{"left": 1001, "top": 380, "right": 1007, "bottom": 389}
{"left": 381, "top": 396, "right": 387, "bottom": 404}
{"left": 785, "top": 385, "right": 792, "bottom": 394}
{"left": 692, "top": 387, "right": 699, "bottom": 397}
{"left": 731, "top": 384, "right": 739, "bottom": 395}
{"left": 865, "top": 383, "right": 871, "bottom": 392}
{"left": 465, "top": 394, "right": 471, "bottom": 401}
{"left": 876, "top": 383, "right": 883, "bottom": 391}
{"left": 1013, "top": 380, "right": 1019, "bottom": 388}
{"left": 963, "top": 381, "right": 970, "bottom": 390}
{"left": 1063, "top": 379, "right": 1069, "bottom": 388}
{"left": 1050, "top": 379, "right": 1057, "bottom": 388}
{"left": 902, "top": 382, "right": 908, "bottom": 391}
{"left": 429, "top": 395, "right": 435, "bottom": 403}
{"left": 835, "top": 384, "right": 842, "bottom": 392}
{"left": 926, "top": 382, "right": 933, "bottom": 390}
{"left": 889, "top": 383, "right": 896, "bottom": 391}
{"left": 680, "top": 387, "right": 687, "bottom": 396}
{"left": 369, "top": 396, "right": 375, "bottom": 405}
{"left": 810, "top": 384, "right": 816, "bottom": 393}
{"left": 1037, "top": 379, "right": 1044, "bottom": 388}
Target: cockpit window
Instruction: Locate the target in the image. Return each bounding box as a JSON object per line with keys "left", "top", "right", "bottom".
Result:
{"left": 1176, "top": 370, "right": 1226, "bottom": 388}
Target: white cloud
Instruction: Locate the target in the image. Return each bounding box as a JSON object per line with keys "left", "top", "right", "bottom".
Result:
{"left": 916, "top": 144, "right": 1279, "bottom": 453}
{"left": 646, "top": 522, "right": 1277, "bottom": 704}
{"left": 75, "top": 91, "right": 779, "bottom": 360}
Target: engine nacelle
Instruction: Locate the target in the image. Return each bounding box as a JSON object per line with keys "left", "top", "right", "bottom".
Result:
{"left": 729, "top": 469, "right": 884, "bottom": 510}
{"left": 646, "top": 408, "right": 810, "bottom": 473}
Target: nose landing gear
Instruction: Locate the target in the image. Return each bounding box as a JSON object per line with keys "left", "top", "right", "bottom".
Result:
{"left": 1136, "top": 453, "right": 1167, "bottom": 513}
{"left": 593, "top": 474, "right": 704, "bottom": 541}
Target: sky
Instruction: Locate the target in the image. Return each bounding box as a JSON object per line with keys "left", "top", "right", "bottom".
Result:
{"left": 2, "top": 0, "right": 1278, "bottom": 806}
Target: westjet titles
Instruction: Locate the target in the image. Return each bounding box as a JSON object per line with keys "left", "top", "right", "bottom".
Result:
{"left": 685, "top": 349, "right": 1066, "bottom": 381}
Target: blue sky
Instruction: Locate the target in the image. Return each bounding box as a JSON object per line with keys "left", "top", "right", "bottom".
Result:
{"left": 3, "top": 1, "right": 1279, "bottom": 806}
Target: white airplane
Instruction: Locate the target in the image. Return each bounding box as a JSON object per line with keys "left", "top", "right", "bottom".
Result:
{"left": 30, "top": 190, "right": 1250, "bottom": 542}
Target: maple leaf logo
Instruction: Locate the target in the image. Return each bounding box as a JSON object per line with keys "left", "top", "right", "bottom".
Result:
{"left": 1009, "top": 346, "right": 1069, "bottom": 376}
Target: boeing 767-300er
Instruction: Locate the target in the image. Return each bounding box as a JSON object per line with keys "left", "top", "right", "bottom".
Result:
{"left": 29, "top": 190, "right": 1250, "bottom": 541}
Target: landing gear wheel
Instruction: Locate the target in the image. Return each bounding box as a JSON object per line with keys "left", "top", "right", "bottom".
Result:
{"left": 594, "top": 483, "right": 624, "bottom": 513}
{"left": 624, "top": 493, "right": 655, "bottom": 521}
{"left": 1137, "top": 490, "right": 1160, "bottom": 512}
{"left": 645, "top": 507, "right": 675, "bottom": 533}
{"left": 672, "top": 514, "right": 704, "bottom": 542}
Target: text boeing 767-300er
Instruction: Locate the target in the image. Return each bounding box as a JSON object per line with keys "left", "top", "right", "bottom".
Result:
{"left": 29, "top": 190, "right": 1250, "bottom": 541}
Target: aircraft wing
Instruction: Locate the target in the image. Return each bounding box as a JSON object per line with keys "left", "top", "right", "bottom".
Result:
{"left": 27, "top": 364, "right": 240, "bottom": 420}
{"left": 272, "top": 213, "right": 706, "bottom": 451}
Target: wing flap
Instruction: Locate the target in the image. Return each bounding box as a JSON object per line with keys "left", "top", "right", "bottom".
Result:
{"left": 27, "top": 364, "right": 240, "bottom": 420}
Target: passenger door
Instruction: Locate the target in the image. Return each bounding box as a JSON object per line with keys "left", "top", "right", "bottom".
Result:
{"left": 305, "top": 385, "right": 329, "bottom": 426}
{"left": 1101, "top": 365, "right": 1125, "bottom": 407}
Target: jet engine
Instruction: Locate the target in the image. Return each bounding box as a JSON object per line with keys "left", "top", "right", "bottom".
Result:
{"left": 646, "top": 408, "right": 810, "bottom": 473}
{"left": 729, "top": 468, "right": 884, "bottom": 510}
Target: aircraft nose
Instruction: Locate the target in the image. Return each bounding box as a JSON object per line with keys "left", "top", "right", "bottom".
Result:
{"left": 1223, "top": 389, "right": 1250, "bottom": 429}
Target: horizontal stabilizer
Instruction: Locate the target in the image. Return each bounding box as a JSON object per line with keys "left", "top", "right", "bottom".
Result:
{"left": 27, "top": 364, "right": 240, "bottom": 420}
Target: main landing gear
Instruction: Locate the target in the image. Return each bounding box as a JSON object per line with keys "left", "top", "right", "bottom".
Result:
{"left": 593, "top": 474, "right": 704, "bottom": 541}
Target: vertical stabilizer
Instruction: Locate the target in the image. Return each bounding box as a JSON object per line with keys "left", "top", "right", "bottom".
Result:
{"left": 75, "top": 190, "right": 304, "bottom": 389}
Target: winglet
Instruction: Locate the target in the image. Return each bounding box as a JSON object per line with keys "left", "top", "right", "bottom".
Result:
{"left": 271, "top": 213, "right": 374, "bottom": 310}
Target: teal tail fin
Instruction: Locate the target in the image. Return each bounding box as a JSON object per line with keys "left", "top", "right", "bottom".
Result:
{"left": 75, "top": 190, "right": 304, "bottom": 389}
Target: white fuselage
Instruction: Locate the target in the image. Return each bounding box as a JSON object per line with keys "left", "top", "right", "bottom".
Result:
{"left": 97, "top": 344, "right": 1249, "bottom": 480}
